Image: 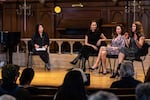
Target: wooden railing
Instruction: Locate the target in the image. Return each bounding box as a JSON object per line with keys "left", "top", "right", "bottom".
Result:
{"left": 19, "top": 38, "right": 150, "bottom": 55}
{"left": 21, "top": 38, "right": 85, "bottom": 54}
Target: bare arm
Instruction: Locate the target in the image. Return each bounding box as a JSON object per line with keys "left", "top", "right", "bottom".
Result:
{"left": 96, "top": 33, "right": 107, "bottom": 46}
{"left": 135, "top": 36, "right": 145, "bottom": 48}
{"left": 125, "top": 38, "right": 130, "bottom": 48}
{"left": 100, "top": 33, "right": 107, "bottom": 40}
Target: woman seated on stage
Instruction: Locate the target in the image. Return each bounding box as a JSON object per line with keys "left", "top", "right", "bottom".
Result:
{"left": 110, "top": 62, "right": 142, "bottom": 88}
{"left": 110, "top": 21, "right": 145, "bottom": 78}
{"left": 31, "top": 24, "right": 50, "bottom": 70}
{"left": 90, "top": 25, "right": 126, "bottom": 75}
{"left": 70, "top": 20, "right": 106, "bottom": 72}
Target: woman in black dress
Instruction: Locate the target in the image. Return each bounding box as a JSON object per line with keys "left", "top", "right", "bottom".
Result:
{"left": 70, "top": 20, "right": 106, "bottom": 72}
{"left": 110, "top": 21, "right": 145, "bottom": 78}
{"left": 31, "top": 24, "right": 50, "bottom": 70}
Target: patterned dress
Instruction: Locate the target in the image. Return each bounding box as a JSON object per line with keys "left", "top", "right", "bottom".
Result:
{"left": 106, "top": 35, "right": 125, "bottom": 55}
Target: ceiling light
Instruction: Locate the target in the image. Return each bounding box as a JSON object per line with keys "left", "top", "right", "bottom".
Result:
{"left": 72, "top": 3, "right": 84, "bottom": 7}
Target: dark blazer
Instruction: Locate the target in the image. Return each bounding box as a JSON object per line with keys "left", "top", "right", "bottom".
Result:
{"left": 31, "top": 32, "right": 49, "bottom": 48}
{"left": 110, "top": 77, "right": 142, "bottom": 88}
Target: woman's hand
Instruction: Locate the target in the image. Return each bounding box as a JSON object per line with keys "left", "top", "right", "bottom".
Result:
{"left": 43, "top": 45, "right": 48, "bottom": 49}
{"left": 134, "top": 33, "right": 138, "bottom": 41}
{"left": 112, "top": 47, "right": 118, "bottom": 50}
{"left": 92, "top": 45, "right": 98, "bottom": 51}
{"left": 34, "top": 44, "right": 39, "bottom": 49}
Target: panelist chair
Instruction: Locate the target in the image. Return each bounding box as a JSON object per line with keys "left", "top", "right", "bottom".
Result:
{"left": 78, "top": 58, "right": 90, "bottom": 72}
{"left": 125, "top": 42, "right": 149, "bottom": 77}
{"left": 27, "top": 40, "right": 36, "bottom": 68}
{"left": 106, "top": 55, "right": 118, "bottom": 74}
{"left": 27, "top": 40, "right": 49, "bottom": 70}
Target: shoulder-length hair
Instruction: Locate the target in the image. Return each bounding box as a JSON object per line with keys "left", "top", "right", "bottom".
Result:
{"left": 131, "top": 21, "right": 144, "bottom": 37}
{"left": 35, "top": 24, "right": 45, "bottom": 35}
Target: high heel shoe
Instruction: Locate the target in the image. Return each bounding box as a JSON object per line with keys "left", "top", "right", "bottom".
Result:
{"left": 70, "top": 60, "right": 78, "bottom": 65}
{"left": 45, "top": 63, "right": 51, "bottom": 71}
{"left": 89, "top": 67, "right": 98, "bottom": 70}
{"left": 110, "top": 72, "right": 119, "bottom": 78}
{"left": 70, "top": 54, "right": 81, "bottom": 65}
{"left": 110, "top": 63, "right": 121, "bottom": 78}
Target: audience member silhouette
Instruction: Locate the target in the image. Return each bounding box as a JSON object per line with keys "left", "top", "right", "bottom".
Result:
{"left": 88, "top": 91, "right": 118, "bottom": 100}
{"left": 19, "top": 68, "right": 39, "bottom": 95}
{"left": 136, "top": 83, "right": 150, "bottom": 100}
{"left": 0, "top": 64, "right": 31, "bottom": 100}
{"left": 110, "top": 62, "right": 142, "bottom": 88}
{"left": 54, "top": 70, "right": 87, "bottom": 100}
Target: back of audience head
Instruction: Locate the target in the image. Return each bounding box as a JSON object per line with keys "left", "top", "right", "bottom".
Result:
{"left": 55, "top": 69, "right": 87, "bottom": 100}
{"left": 136, "top": 83, "right": 150, "bottom": 100}
{"left": 120, "top": 62, "right": 134, "bottom": 78}
{"left": 2, "top": 64, "right": 20, "bottom": 84}
{"left": 88, "top": 91, "right": 118, "bottom": 100}
{"left": 19, "top": 68, "right": 34, "bottom": 85}
{"left": 0, "top": 94, "right": 16, "bottom": 100}
{"left": 71, "top": 68, "right": 87, "bottom": 83}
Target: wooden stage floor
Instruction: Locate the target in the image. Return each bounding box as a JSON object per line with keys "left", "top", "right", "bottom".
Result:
{"left": 0, "top": 53, "right": 150, "bottom": 89}
{"left": 13, "top": 66, "right": 147, "bottom": 89}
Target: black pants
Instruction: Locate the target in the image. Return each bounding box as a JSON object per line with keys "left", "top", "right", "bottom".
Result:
{"left": 33, "top": 51, "right": 49, "bottom": 64}
{"left": 79, "top": 45, "right": 99, "bottom": 60}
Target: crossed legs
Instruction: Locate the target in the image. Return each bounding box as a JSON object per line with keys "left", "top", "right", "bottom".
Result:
{"left": 91, "top": 46, "right": 107, "bottom": 73}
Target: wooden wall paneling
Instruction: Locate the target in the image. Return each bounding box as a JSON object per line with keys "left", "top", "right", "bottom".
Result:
{"left": 35, "top": 3, "right": 53, "bottom": 38}
{"left": 12, "top": 9, "right": 17, "bottom": 32}
{"left": 38, "top": 11, "right": 53, "bottom": 38}
{"left": 1, "top": 1, "right": 150, "bottom": 38}
{"left": 59, "top": 7, "right": 101, "bottom": 28}
{"left": 111, "top": 10, "right": 124, "bottom": 24}
{"left": 142, "top": 10, "right": 150, "bottom": 37}
{"left": 100, "top": 8, "right": 108, "bottom": 24}
{"left": 25, "top": 15, "right": 36, "bottom": 38}
{"left": 0, "top": 5, "right": 2, "bottom": 30}
{"left": 3, "top": 8, "right": 12, "bottom": 31}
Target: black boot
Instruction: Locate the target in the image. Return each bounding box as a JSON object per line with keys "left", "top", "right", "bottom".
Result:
{"left": 70, "top": 54, "right": 81, "bottom": 65}
{"left": 45, "top": 63, "right": 51, "bottom": 71}
{"left": 110, "top": 63, "right": 121, "bottom": 78}
{"left": 110, "top": 72, "right": 120, "bottom": 78}
{"left": 82, "top": 58, "right": 86, "bottom": 72}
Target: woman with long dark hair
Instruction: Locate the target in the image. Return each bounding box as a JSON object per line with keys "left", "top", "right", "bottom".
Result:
{"left": 54, "top": 70, "right": 87, "bottom": 100}
{"left": 90, "top": 25, "right": 126, "bottom": 75}
{"left": 70, "top": 20, "right": 106, "bottom": 72}
{"left": 31, "top": 24, "right": 50, "bottom": 70}
{"left": 110, "top": 21, "right": 145, "bottom": 78}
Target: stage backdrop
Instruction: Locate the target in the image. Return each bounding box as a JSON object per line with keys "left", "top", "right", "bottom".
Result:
{"left": 0, "top": 1, "right": 150, "bottom": 38}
